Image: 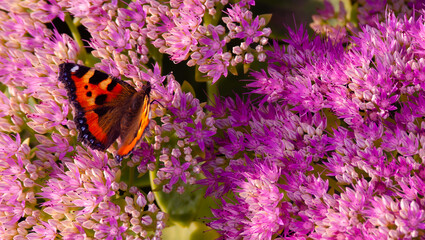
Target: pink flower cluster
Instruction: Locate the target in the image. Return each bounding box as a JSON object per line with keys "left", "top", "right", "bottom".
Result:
{"left": 3, "top": 0, "right": 425, "bottom": 239}
{"left": 199, "top": 9, "right": 425, "bottom": 239}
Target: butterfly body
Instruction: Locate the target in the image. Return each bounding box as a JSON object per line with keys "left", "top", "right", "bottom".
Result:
{"left": 58, "top": 63, "right": 151, "bottom": 161}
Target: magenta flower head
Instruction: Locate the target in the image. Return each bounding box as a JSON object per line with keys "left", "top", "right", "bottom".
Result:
{"left": 0, "top": 0, "right": 272, "bottom": 238}
{"left": 196, "top": 6, "right": 425, "bottom": 240}
{"left": 310, "top": 0, "right": 425, "bottom": 42}
{"left": 3, "top": 0, "right": 425, "bottom": 239}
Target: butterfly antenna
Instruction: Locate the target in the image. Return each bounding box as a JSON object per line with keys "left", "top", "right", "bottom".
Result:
{"left": 150, "top": 99, "right": 164, "bottom": 108}
{"left": 146, "top": 82, "right": 165, "bottom": 108}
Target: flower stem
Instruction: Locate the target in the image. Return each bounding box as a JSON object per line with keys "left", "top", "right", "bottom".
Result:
{"left": 64, "top": 13, "right": 87, "bottom": 61}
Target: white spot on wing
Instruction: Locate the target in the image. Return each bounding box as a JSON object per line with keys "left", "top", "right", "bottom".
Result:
{"left": 70, "top": 65, "right": 79, "bottom": 72}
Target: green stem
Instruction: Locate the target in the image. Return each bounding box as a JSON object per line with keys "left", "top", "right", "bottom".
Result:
{"left": 202, "top": 4, "right": 225, "bottom": 105}
{"left": 203, "top": 3, "right": 223, "bottom": 26}
{"left": 64, "top": 14, "right": 87, "bottom": 61}
{"left": 128, "top": 166, "right": 135, "bottom": 187}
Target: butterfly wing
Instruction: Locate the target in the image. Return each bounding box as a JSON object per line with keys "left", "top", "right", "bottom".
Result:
{"left": 116, "top": 82, "right": 151, "bottom": 160}
{"left": 58, "top": 63, "right": 137, "bottom": 151}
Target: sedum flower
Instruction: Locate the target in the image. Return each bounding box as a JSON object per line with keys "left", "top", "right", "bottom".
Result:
{"left": 199, "top": 8, "right": 425, "bottom": 239}
{"left": 0, "top": 0, "right": 233, "bottom": 238}
{"left": 5, "top": 0, "right": 425, "bottom": 239}
{"left": 310, "top": 0, "right": 425, "bottom": 42}
{"left": 208, "top": 159, "right": 284, "bottom": 240}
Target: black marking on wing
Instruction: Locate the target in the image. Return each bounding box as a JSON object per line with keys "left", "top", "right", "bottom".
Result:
{"left": 94, "top": 106, "right": 111, "bottom": 118}
{"left": 95, "top": 94, "right": 108, "bottom": 105}
{"left": 107, "top": 81, "right": 118, "bottom": 91}
{"left": 73, "top": 65, "right": 90, "bottom": 78}
{"left": 89, "top": 70, "right": 109, "bottom": 85}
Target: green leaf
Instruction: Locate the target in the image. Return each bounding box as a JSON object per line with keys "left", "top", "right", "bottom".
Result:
{"left": 153, "top": 183, "right": 210, "bottom": 225}
{"left": 147, "top": 42, "right": 163, "bottom": 67}
{"left": 195, "top": 68, "right": 211, "bottom": 82}
{"left": 243, "top": 62, "right": 251, "bottom": 74}
{"left": 182, "top": 80, "right": 196, "bottom": 97}
{"left": 151, "top": 167, "right": 217, "bottom": 226}
{"left": 228, "top": 65, "right": 238, "bottom": 76}
{"left": 259, "top": 13, "right": 272, "bottom": 25}
{"left": 119, "top": 165, "right": 151, "bottom": 188}
{"left": 84, "top": 54, "right": 101, "bottom": 67}
{"left": 162, "top": 221, "right": 219, "bottom": 240}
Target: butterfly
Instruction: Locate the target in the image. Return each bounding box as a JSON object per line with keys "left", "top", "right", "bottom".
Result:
{"left": 58, "top": 63, "right": 151, "bottom": 162}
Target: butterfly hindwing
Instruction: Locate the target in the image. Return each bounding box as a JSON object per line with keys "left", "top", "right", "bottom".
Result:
{"left": 58, "top": 63, "right": 139, "bottom": 152}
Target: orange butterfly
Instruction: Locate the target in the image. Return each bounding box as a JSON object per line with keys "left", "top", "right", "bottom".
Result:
{"left": 58, "top": 63, "right": 151, "bottom": 162}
